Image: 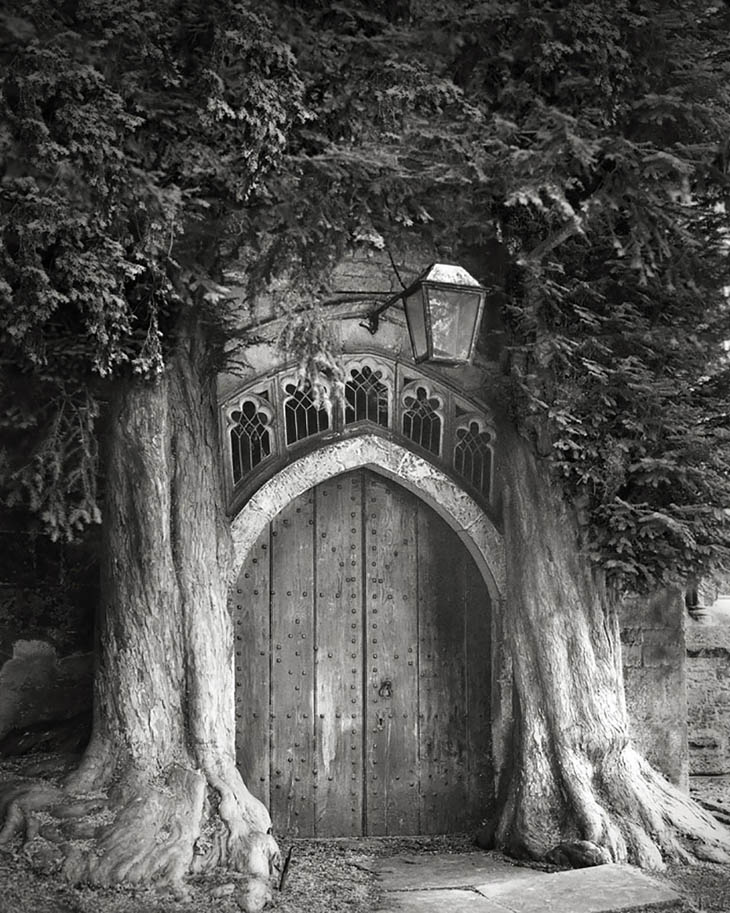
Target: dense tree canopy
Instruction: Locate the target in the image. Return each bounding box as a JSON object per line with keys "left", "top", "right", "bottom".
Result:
{"left": 3, "top": 0, "right": 730, "bottom": 593}
{"left": 0, "top": 0, "right": 306, "bottom": 537}
{"left": 246, "top": 0, "right": 730, "bottom": 593}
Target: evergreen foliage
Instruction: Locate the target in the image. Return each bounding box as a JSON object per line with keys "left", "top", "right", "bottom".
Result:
{"left": 0, "top": 0, "right": 306, "bottom": 537}
{"left": 3, "top": 0, "right": 730, "bottom": 591}
{"left": 249, "top": 0, "right": 730, "bottom": 593}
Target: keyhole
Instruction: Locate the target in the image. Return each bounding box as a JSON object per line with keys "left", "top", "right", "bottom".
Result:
{"left": 377, "top": 713, "right": 385, "bottom": 731}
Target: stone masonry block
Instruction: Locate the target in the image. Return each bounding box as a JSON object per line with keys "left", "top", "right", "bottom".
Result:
{"left": 622, "top": 589, "right": 684, "bottom": 631}
{"left": 621, "top": 643, "right": 643, "bottom": 668}
{"left": 687, "top": 624, "right": 730, "bottom": 653}
{"left": 620, "top": 627, "right": 644, "bottom": 646}
{"left": 642, "top": 629, "right": 683, "bottom": 667}
{"left": 0, "top": 640, "right": 93, "bottom": 738}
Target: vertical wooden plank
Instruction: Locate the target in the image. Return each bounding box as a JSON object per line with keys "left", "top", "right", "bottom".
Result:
{"left": 417, "top": 504, "right": 469, "bottom": 833}
{"left": 233, "top": 524, "right": 271, "bottom": 806}
{"left": 314, "top": 472, "right": 364, "bottom": 836}
{"left": 270, "top": 491, "right": 316, "bottom": 836}
{"left": 490, "top": 596, "right": 512, "bottom": 815}
{"left": 365, "top": 472, "right": 420, "bottom": 835}
{"left": 466, "top": 562, "right": 494, "bottom": 828}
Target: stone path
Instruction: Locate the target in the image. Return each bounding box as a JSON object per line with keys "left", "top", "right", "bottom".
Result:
{"left": 373, "top": 853, "right": 684, "bottom": 913}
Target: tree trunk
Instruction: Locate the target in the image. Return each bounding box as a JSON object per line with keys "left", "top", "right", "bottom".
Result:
{"left": 0, "top": 313, "right": 279, "bottom": 902}
{"left": 495, "top": 421, "right": 730, "bottom": 868}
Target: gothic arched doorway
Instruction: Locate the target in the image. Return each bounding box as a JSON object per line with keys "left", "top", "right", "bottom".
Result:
{"left": 232, "top": 468, "right": 493, "bottom": 837}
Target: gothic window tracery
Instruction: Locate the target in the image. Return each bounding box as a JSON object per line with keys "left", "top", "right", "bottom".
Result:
{"left": 344, "top": 361, "right": 390, "bottom": 427}
{"left": 222, "top": 356, "right": 495, "bottom": 508}
{"left": 401, "top": 382, "right": 443, "bottom": 456}
{"left": 453, "top": 417, "right": 493, "bottom": 499}
{"left": 228, "top": 395, "right": 274, "bottom": 485}
{"left": 283, "top": 381, "right": 330, "bottom": 445}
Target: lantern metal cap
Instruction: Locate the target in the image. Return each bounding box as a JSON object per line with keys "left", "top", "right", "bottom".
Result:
{"left": 415, "top": 263, "right": 484, "bottom": 289}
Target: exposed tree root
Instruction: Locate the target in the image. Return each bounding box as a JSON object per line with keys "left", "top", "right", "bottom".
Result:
{"left": 497, "top": 742, "right": 730, "bottom": 870}
{"left": 0, "top": 759, "right": 280, "bottom": 906}
{"left": 191, "top": 757, "right": 279, "bottom": 880}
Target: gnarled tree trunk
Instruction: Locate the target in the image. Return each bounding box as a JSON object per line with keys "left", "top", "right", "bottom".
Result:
{"left": 495, "top": 422, "right": 730, "bottom": 868}
{"left": 0, "top": 313, "right": 278, "bottom": 903}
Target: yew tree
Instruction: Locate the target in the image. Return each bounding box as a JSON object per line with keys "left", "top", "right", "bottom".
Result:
{"left": 0, "top": 0, "right": 306, "bottom": 901}
{"left": 2, "top": 0, "right": 730, "bottom": 899}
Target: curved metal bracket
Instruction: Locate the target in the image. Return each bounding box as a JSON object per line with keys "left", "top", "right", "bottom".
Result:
{"left": 360, "top": 289, "right": 406, "bottom": 336}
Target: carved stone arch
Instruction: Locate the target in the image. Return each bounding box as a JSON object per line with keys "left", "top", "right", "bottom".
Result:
{"left": 229, "top": 433, "right": 505, "bottom": 601}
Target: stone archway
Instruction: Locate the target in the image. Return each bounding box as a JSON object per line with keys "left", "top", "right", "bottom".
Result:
{"left": 229, "top": 434, "right": 505, "bottom": 602}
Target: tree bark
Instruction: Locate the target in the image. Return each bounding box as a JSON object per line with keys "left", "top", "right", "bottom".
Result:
{"left": 0, "top": 313, "right": 278, "bottom": 901}
{"left": 495, "top": 421, "right": 730, "bottom": 868}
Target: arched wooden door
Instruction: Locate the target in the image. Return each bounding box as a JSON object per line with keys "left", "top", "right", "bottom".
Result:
{"left": 232, "top": 469, "right": 492, "bottom": 836}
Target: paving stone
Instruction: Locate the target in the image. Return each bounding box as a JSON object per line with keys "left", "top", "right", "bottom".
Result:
{"left": 474, "top": 863, "right": 681, "bottom": 912}
{"left": 384, "top": 887, "right": 508, "bottom": 912}
{"left": 374, "top": 852, "right": 542, "bottom": 891}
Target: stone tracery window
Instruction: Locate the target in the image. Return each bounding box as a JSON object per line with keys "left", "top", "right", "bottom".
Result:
{"left": 283, "top": 382, "right": 330, "bottom": 445}
{"left": 345, "top": 362, "right": 390, "bottom": 427}
{"left": 401, "top": 382, "right": 443, "bottom": 456}
{"left": 454, "top": 418, "right": 493, "bottom": 499}
{"left": 223, "top": 356, "right": 494, "bottom": 507}
{"left": 228, "top": 395, "right": 273, "bottom": 485}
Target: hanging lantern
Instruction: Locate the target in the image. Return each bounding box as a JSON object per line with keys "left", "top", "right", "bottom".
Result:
{"left": 401, "top": 263, "right": 487, "bottom": 365}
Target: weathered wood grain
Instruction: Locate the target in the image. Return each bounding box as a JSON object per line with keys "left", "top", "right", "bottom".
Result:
{"left": 270, "top": 494, "right": 315, "bottom": 835}
{"left": 233, "top": 524, "right": 271, "bottom": 806}
{"left": 365, "top": 474, "right": 420, "bottom": 835}
{"left": 418, "top": 505, "right": 469, "bottom": 833}
{"left": 314, "top": 473, "right": 364, "bottom": 836}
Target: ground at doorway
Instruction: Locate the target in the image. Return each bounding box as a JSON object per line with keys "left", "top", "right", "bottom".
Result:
{"left": 2, "top": 833, "right": 730, "bottom": 913}
{"left": 1, "top": 755, "right": 730, "bottom": 913}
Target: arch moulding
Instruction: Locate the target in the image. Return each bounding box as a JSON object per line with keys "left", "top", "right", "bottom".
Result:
{"left": 229, "top": 434, "right": 505, "bottom": 601}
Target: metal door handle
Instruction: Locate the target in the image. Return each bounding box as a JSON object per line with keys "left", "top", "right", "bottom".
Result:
{"left": 378, "top": 679, "right": 393, "bottom": 698}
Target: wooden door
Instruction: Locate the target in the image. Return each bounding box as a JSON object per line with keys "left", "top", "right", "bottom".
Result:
{"left": 232, "top": 469, "right": 492, "bottom": 836}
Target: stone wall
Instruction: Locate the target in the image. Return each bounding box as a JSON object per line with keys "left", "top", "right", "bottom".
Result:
{"left": 0, "top": 511, "right": 96, "bottom": 753}
{"left": 686, "top": 623, "right": 730, "bottom": 775}
{"left": 620, "top": 590, "right": 688, "bottom": 788}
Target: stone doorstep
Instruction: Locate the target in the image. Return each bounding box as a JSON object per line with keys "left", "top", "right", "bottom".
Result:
{"left": 474, "top": 864, "right": 681, "bottom": 912}
{"left": 384, "top": 888, "right": 684, "bottom": 913}
{"left": 376, "top": 857, "right": 682, "bottom": 913}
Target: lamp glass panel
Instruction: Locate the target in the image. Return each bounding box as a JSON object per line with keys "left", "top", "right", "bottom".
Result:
{"left": 404, "top": 288, "right": 428, "bottom": 361}
{"left": 425, "top": 287, "right": 482, "bottom": 362}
